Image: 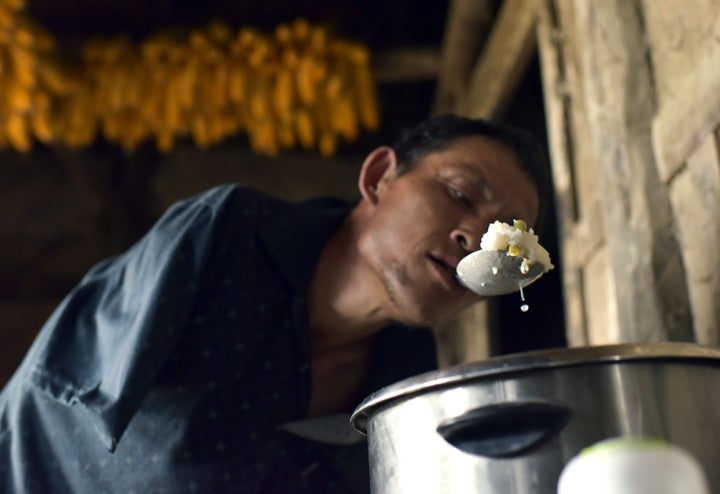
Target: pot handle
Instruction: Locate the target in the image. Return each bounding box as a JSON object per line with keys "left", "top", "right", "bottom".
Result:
{"left": 436, "top": 401, "right": 571, "bottom": 458}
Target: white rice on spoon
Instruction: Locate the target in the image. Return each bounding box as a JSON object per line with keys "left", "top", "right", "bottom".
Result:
{"left": 479, "top": 219, "right": 554, "bottom": 275}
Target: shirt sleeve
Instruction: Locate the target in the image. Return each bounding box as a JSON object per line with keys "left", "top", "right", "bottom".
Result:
{"left": 23, "top": 185, "right": 237, "bottom": 451}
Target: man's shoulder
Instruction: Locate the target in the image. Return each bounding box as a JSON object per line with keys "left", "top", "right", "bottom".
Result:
{"left": 182, "top": 183, "right": 285, "bottom": 211}
{"left": 160, "top": 184, "right": 292, "bottom": 238}
{"left": 182, "top": 183, "right": 351, "bottom": 216}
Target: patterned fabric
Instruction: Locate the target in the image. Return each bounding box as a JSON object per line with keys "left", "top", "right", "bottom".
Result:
{"left": 0, "top": 184, "right": 437, "bottom": 494}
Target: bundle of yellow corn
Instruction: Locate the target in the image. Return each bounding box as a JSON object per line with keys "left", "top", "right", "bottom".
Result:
{"left": 0, "top": 0, "right": 75, "bottom": 152}
{"left": 0, "top": 14, "right": 380, "bottom": 156}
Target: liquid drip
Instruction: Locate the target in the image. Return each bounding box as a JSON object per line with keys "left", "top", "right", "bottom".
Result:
{"left": 518, "top": 282, "right": 530, "bottom": 312}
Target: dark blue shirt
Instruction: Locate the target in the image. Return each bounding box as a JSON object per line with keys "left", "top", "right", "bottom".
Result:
{"left": 0, "top": 184, "right": 437, "bottom": 493}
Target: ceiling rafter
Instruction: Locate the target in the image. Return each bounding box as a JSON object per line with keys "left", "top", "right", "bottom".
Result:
{"left": 459, "top": 0, "right": 540, "bottom": 119}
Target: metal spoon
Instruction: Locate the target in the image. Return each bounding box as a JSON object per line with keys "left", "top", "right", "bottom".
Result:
{"left": 456, "top": 250, "right": 547, "bottom": 297}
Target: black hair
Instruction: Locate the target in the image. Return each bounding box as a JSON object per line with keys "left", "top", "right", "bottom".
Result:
{"left": 390, "top": 113, "right": 553, "bottom": 234}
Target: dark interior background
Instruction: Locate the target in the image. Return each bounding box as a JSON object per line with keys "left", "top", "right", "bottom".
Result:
{"left": 1, "top": 1, "right": 565, "bottom": 384}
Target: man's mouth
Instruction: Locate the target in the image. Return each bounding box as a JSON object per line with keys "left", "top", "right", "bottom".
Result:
{"left": 428, "top": 254, "right": 463, "bottom": 290}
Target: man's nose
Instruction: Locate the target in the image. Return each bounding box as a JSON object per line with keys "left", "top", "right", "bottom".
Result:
{"left": 451, "top": 224, "right": 485, "bottom": 252}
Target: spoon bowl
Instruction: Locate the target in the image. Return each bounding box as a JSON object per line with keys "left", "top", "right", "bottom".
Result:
{"left": 456, "top": 250, "right": 547, "bottom": 296}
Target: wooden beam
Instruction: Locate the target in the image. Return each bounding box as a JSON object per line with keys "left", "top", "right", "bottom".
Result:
{"left": 432, "top": 0, "right": 497, "bottom": 114}
{"left": 459, "top": 0, "right": 540, "bottom": 119}
{"left": 652, "top": 44, "right": 720, "bottom": 183}
{"left": 372, "top": 46, "right": 441, "bottom": 83}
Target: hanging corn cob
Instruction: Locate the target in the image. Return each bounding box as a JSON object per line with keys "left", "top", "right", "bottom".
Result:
{"left": 0, "top": 7, "right": 381, "bottom": 157}
{"left": 0, "top": 0, "right": 69, "bottom": 152}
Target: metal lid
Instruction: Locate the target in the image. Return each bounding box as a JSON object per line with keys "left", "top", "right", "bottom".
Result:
{"left": 351, "top": 342, "right": 720, "bottom": 433}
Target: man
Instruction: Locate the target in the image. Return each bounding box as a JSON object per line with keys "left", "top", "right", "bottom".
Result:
{"left": 0, "top": 114, "right": 549, "bottom": 493}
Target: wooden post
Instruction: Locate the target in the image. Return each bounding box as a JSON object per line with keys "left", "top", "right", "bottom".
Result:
{"left": 536, "top": 0, "right": 589, "bottom": 346}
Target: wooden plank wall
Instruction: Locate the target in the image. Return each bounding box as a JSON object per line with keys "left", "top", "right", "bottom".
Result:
{"left": 537, "top": 0, "right": 720, "bottom": 345}
{"left": 644, "top": 0, "right": 720, "bottom": 345}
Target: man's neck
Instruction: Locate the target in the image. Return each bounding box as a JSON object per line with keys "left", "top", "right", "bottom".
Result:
{"left": 305, "top": 206, "right": 390, "bottom": 350}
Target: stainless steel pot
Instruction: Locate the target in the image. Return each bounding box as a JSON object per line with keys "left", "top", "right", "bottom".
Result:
{"left": 351, "top": 342, "right": 720, "bottom": 493}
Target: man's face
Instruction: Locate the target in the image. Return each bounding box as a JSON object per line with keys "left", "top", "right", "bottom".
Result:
{"left": 358, "top": 135, "right": 540, "bottom": 327}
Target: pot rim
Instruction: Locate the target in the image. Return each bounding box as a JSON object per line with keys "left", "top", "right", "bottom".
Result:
{"left": 351, "top": 342, "right": 720, "bottom": 434}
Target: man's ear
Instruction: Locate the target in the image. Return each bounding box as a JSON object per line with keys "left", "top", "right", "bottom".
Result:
{"left": 358, "top": 146, "right": 398, "bottom": 204}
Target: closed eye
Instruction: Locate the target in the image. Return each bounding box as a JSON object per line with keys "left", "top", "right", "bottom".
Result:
{"left": 448, "top": 186, "right": 472, "bottom": 206}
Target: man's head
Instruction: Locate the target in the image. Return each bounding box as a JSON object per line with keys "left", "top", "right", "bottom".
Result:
{"left": 353, "top": 114, "right": 551, "bottom": 328}
{"left": 391, "top": 114, "right": 552, "bottom": 233}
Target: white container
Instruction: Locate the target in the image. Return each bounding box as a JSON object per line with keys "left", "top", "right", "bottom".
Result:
{"left": 557, "top": 437, "right": 710, "bottom": 494}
